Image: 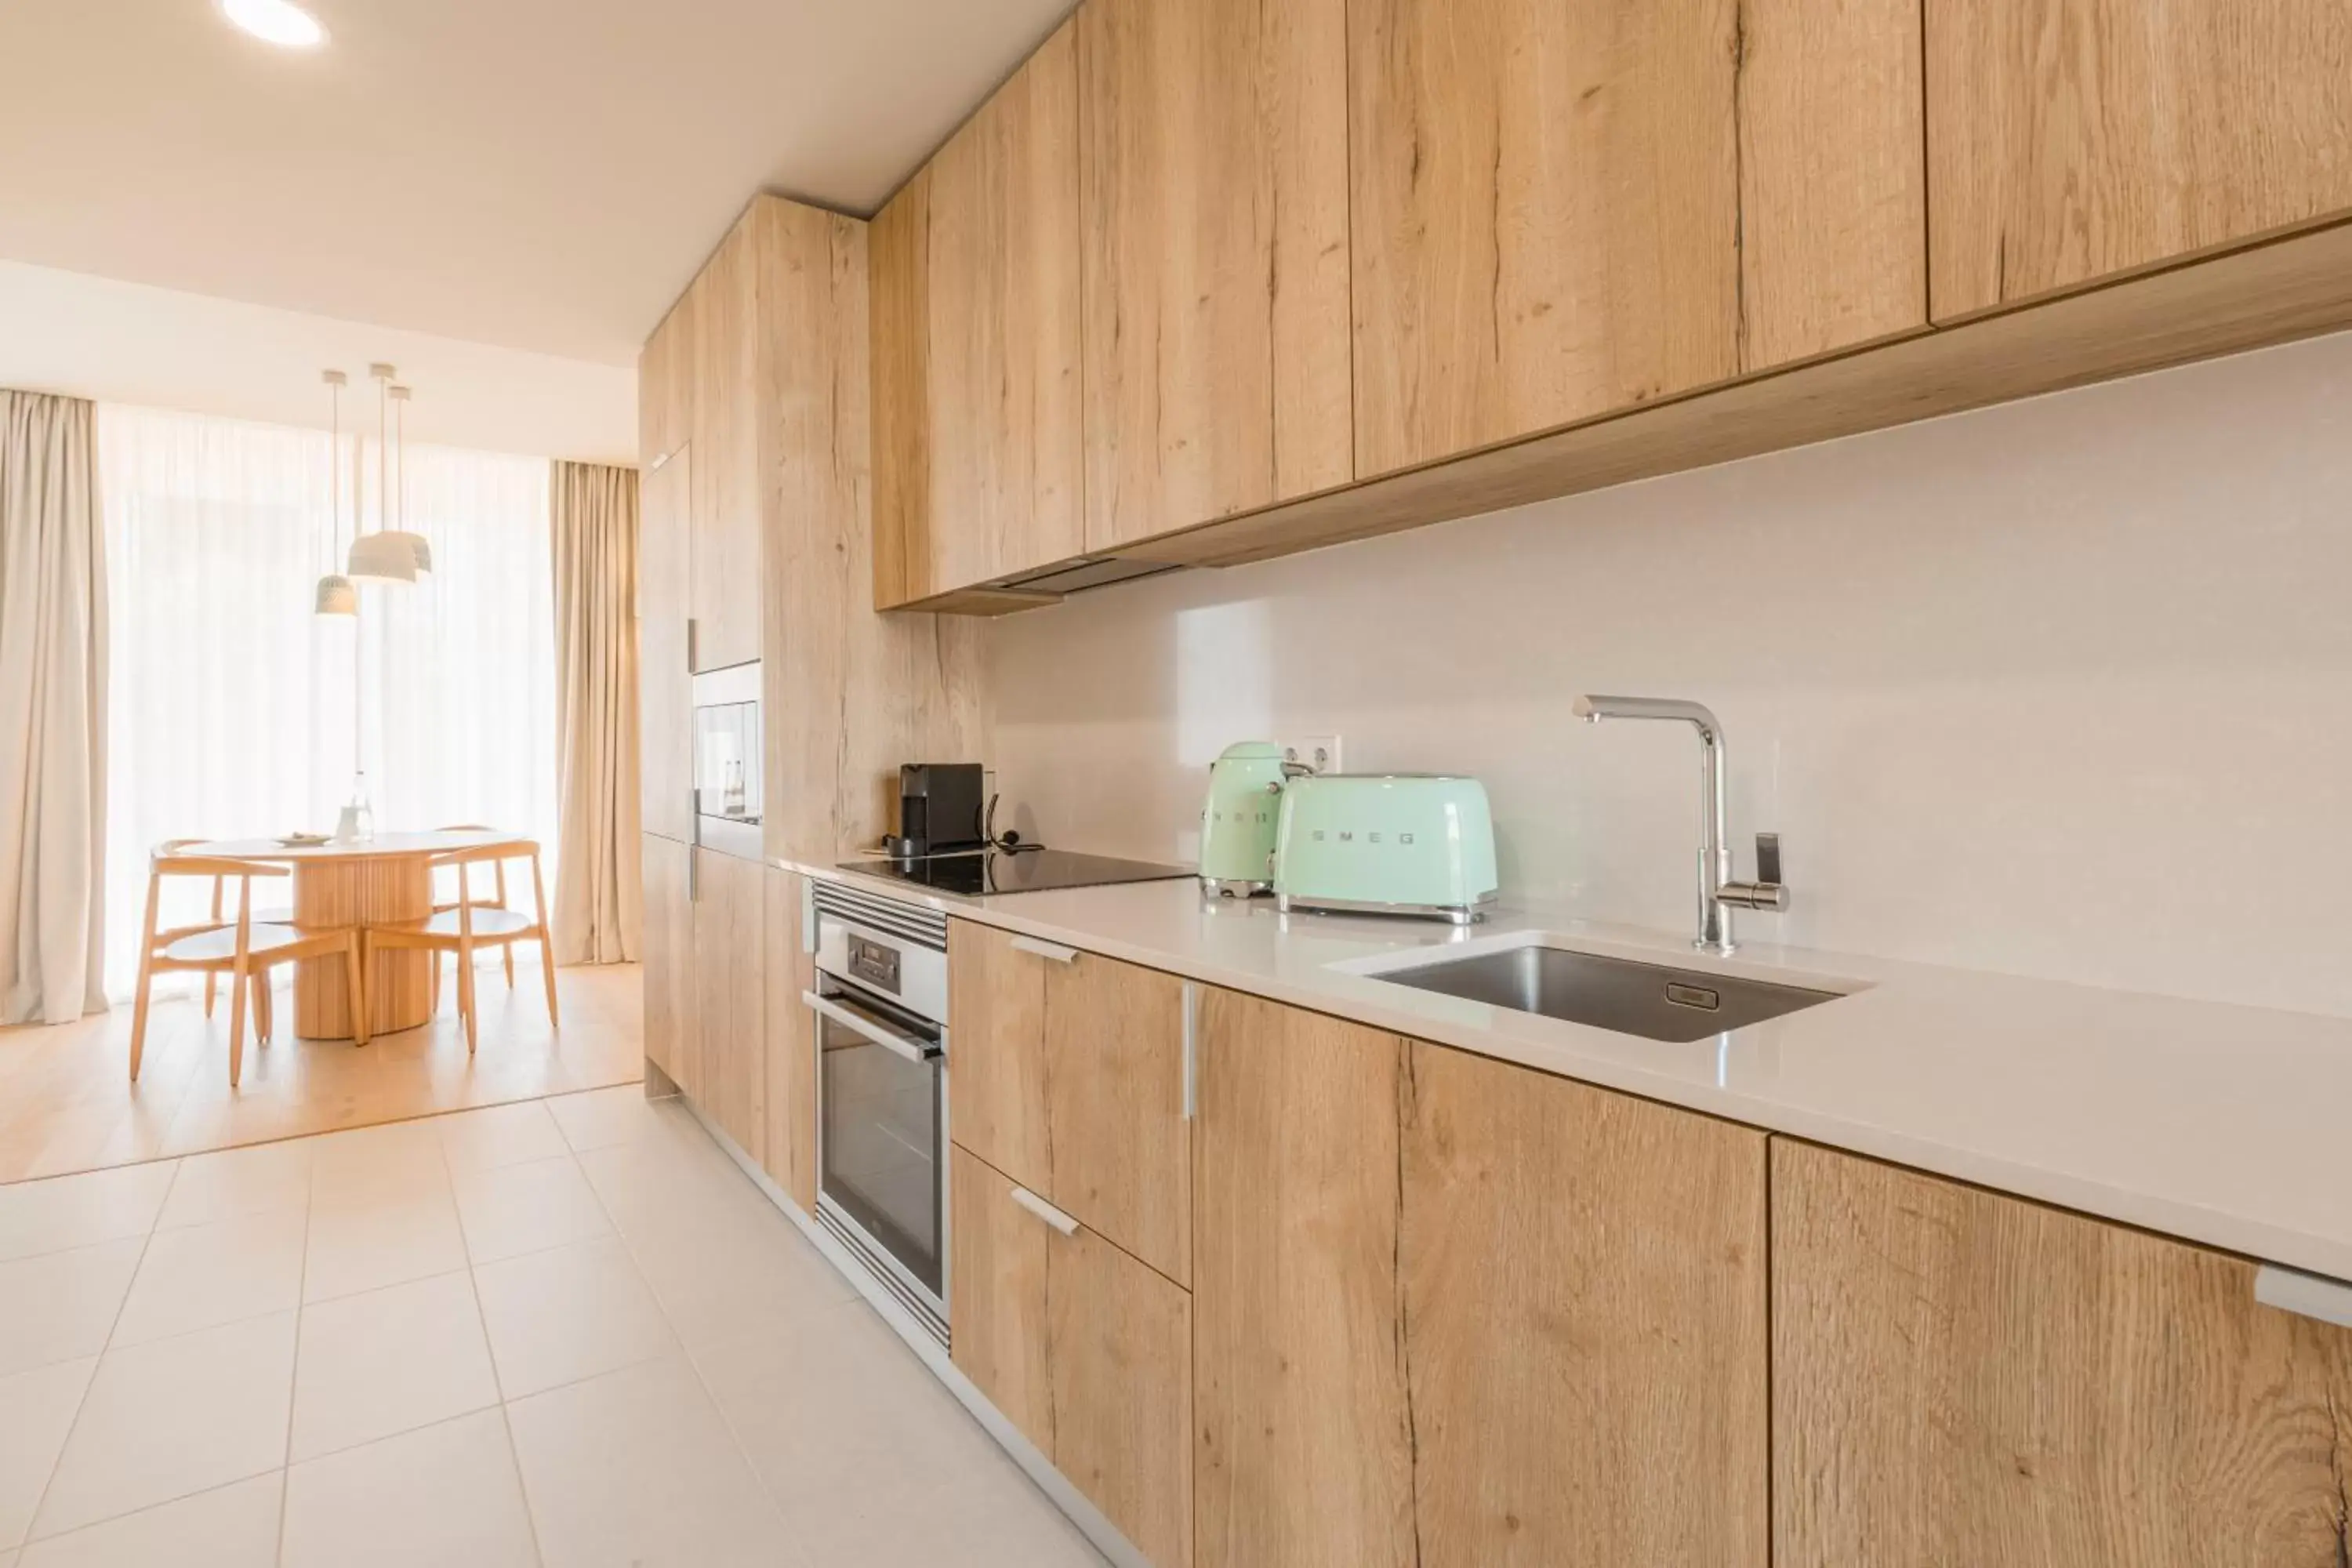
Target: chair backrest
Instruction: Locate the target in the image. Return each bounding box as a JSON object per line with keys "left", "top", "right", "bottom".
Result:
{"left": 150, "top": 851, "right": 289, "bottom": 880}
{"left": 431, "top": 839, "right": 538, "bottom": 869}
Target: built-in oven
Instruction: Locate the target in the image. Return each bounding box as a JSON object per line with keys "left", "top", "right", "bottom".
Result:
{"left": 804, "top": 883, "right": 950, "bottom": 1344}
{"left": 691, "top": 661, "right": 762, "bottom": 859}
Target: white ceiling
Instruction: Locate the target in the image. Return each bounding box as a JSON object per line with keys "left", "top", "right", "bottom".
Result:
{"left": 0, "top": 0, "right": 1072, "bottom": 455}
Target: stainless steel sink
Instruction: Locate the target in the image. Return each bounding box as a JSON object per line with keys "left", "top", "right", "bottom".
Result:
{"left": 1370, "top": 943, "right": 1842, "bottom": 1043}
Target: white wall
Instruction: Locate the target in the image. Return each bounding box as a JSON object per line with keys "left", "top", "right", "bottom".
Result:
{"left": 985, "top": 329, "right": 2352, "bottom": 1018}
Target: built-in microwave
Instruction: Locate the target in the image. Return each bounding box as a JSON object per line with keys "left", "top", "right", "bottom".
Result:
{"left": 691, "top": 662, "right": 762, "bottom": 858}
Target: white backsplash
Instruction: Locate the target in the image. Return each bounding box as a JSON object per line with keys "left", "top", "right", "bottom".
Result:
{"left": 984, "top": 329, "right": 2352, "bottom": 1018}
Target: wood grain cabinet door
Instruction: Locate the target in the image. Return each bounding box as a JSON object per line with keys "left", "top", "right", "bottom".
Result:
{"left": 1192, "top": 988, "right": 1417, "bottom": 1568}
{"left": 1347, "top": 0, "right": 1743, "bottom": 476}
{"left": 640, "top": 833, "right": 698, "bottom": 1097}
{"left": 688, "top": 220, "right": 764, "bottom": 673}
{"left": 689, "top": 848, "right": 765, "bottom": 1164}
{"left": 759, "top": 866, "right": 816, "bottom": 1213}
{"left": 1927, "top": 0, "right": 2352, "bottom": 321}
{"left": 637, "top": 445, "right": 693, "bottom": 843}
{"left": 947, "top": 922, "right": 1192, "bottom": 1286}
{"left": 1773, "top": 1138, "right": 2352, "bottom": 1567}
{"left": 950, "top": 1145, "right": 1194, "bottom": 1568}
{"left": 874, "top": 19, "right": 1083, "bottom": 603}
{"left": 1397, "top": 1040, "right": 1769, "bottom": 1567}
{"left": 1076, "top": 0, "right": 1352, "bottom": 551}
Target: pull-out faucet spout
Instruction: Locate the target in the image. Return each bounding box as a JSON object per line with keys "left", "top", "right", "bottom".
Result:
{"left": 1573, "top": 695, "right": 1788, "bottom": 955}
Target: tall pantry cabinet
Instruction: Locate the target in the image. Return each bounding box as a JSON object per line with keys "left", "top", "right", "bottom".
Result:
{"left": 636, "top": 194, "right": 986, "bottom": 1202}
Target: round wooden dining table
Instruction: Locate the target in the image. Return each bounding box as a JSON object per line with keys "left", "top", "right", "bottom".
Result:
{"left": 186, "top": 829, "right": 529, "bottom": 1041}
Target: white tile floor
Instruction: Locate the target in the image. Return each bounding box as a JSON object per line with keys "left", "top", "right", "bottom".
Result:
{"left": 0, "top": 1087, "right": 1106, "bottom": 1567}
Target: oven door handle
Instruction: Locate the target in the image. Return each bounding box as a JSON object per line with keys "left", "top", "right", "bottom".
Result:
{"left": 803, "top": 990, "right": 941, "bottom": 1065}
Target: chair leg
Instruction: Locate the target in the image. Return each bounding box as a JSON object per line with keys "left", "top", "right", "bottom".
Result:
{"left": 255, "top": 972, "right": 273, "bottom": 1043}
{"left": 429, "top": 951, "right": 441, "bottom": 1015}
{"left": 457, "top": 942, "right": 478, "bottom": 1056}
{"left": 339, "top": 939, "right": 365, "bottom": 1046}
{"left": 228, "top": 965, "right": 249, "bottom": 1087}
{"left": 502, "top": 942, "right": 514, "bottom": 989}
{"left": 204, "top": 971, "right": 217, "bottom": 1019}
{"left": 539, "top": 938, "right": 560, "bottom": 1028}
{"left": 129, "top": 964, "right": 156, "bottom": 1081}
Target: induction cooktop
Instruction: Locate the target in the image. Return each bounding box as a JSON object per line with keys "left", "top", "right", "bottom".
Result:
{"left": 842, "top": 848, "right": 1193, "bottom": 898}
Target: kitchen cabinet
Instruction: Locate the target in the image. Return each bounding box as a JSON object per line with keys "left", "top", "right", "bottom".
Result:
{"left": 640, "top": 833, "right": 698, "bottom": 1097}
{"left": 637, "top": 444, "right": 692, "bottom": 843}
{"left": 1736, "top": 0, "right": 1926, "bottom": 368}
{"left": 950, "top": 1145, "right": 1192, "bottom": 1568}
{"left": 1191, "top": 983, "right": 1768, "bottom": 1566}
{"left": 1347, "top": 0, "right": 1743, "bottom": 477}
{"left": 636, "top": 289, "right": 695, "bottom": 468}
{"left": 690, "top": 846, "right": 765, "bottom": 1163}
{"left": 870, "top": 19, "right": 1084, "bottom": 606}
{"left": 689, "top": 223, "right": 762, "bottom": 673}
{"left": 1191, "top": 989, "right": 1414, "bottom": 1568}
{"left": 947, "top": 920, "right": 1191, "bottom": 1285}
{"left": 1928, "top": 0, "right": 2352, "bottom": 321}
{"left": 1773, "top": 1138, "right": 2352, "bottom": 1566}
{"left": 1076, "top": 0, "right": 1352, "bottom": 551}
{"left": 760, "top": 866, "right": 816, "bottom": 1212}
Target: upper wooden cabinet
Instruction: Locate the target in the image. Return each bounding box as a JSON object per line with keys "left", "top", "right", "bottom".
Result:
{"left": 873, "top": 19, "right": 1085, "bottom": 606}
{"left": 1928, "top": 0, "right": 2352, "bottom": 320}
{"left": 1737, "top": 0, "right": 1927, "bottom": 367}
{"left": 1192, "top": 984, "right": 1769, "bottom": 1566}
{"left": 1348, "top": 0, "right": 1929, "bottom": 477}
{"left": 1774, "top": 1139, "right": 2352, "bottom": 1566}
{"left": 1076, "top": 0, "right": 1353, "bottom": 551}
{"left": 637, "top": 289, "right": 695, "bottom": 466}
{"left": 948, "top": 920, "right": 1192, "bottom": 1287}
{"left": 689, "top": 223, "right": 763, "bottom": 672}
{"left": 1348, "top": 0, "right": 1744, "bottom": 475}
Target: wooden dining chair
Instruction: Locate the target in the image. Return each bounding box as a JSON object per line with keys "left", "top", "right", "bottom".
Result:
{"left": 365, "top": 839, "right": 557, "bottom": 1055}
{"left": 130, "top": 848, "right": 369, "bottom": 1087}
{"left": 431, "top": 825, "right": 514, "bottom": 989}
{"left": 156, "top": 839, "right": 296, "bottom": 1022}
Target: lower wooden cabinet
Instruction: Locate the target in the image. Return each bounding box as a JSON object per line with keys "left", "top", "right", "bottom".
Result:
{"left": 759, "top": 866, "right": 816, "bottom": 1213}
{"left": 949, "top": 920, "right": 1192, "bottom": 1286}
{"left": 689, "top": 848, "right": 765, "bottom": 1164}
{"left": 1773, "top": 1139, "right": 2352, "bottom": 1567}
{"left": 951, "top": 1145, "right": 1192, "bottom": 1567}
{"left": 640, "top": 833, "right": 697, "bottom": 1097}
{"left": 1191, "top": 985, "right": 1769, "bottom": 1568}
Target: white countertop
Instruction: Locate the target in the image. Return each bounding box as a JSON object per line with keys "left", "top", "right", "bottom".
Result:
{"left": 784, "top": 855, "right": 2352, "bottom": 1284}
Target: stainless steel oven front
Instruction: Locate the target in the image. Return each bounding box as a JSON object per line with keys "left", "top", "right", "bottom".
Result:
{"left": 805, "top": 885, "right": 950, "bottom": 1344}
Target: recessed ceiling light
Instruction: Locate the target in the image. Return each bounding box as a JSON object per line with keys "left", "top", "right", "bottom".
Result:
{"left": 219, "top": 0, "right": 326, "bottom": 49}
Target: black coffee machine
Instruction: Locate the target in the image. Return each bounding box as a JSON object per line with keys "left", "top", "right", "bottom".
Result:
{"left": 889, "top": 764, "right": 986, "bottom": 859}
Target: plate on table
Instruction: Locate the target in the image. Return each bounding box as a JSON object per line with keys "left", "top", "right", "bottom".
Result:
{"left": 278, "top": 833, "right": 332, "bottom": 847}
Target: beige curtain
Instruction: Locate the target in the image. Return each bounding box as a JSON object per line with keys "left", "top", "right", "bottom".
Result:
{"left": 550, "top": 460, "right": 641, "bottom": 964}
{"left": 0, "top": 390, "right": 109, "bottom": 1023}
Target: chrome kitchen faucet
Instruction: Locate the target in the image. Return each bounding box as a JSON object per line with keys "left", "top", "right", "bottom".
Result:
{"left": 1572, "top": 695, "right": 1789, "bottom": 955}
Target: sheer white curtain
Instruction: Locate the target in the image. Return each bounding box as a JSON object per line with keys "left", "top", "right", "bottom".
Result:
{"left": 97, "top": 403, "right": 558, "bottom": 999}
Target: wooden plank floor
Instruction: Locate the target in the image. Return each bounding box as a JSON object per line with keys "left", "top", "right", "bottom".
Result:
{"left": 0, "top": 964, "right": 642, "bottom": 1185}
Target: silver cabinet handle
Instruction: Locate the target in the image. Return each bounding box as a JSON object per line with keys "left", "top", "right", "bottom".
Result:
{"left": 1181, "top": 982, "right": 1199, "bottom": 1122}
{"left": 1010, "top": 1185, "right": 1080, "bottom": 1236}
{"left": 1010, "top": 935, "right": 1078, "bottom": 964}
{"left": 2256, "top": 1263, "right": 2352, "bottom": 1330}
{"left": 802, "top": 990, "right": 937, "bottom": 1066}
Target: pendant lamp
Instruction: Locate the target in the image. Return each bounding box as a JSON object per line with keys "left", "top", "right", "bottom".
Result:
{"left": 313, "top": 368, "right": 357, "bottom": 615}
{"left": 347, "top": 365, "right": 430, "bottom": 584}
{"left": 381, "top": 382, "right": 433, "bottom": 578}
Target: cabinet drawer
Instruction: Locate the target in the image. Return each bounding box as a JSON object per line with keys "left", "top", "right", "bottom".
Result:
{"left": 948, "top": 921, "right": 1192, "bottom": 1285}
{"left": 951, "top": 1145, "right": 1192, "bottom": 1567}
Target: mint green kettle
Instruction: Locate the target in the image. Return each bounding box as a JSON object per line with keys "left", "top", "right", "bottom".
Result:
{"left": 1199, "top": 742, "right": 1309, "bottom": 898}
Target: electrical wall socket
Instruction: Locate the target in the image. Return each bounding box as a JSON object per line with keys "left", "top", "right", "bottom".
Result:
{"left": 1283, "top": 735, "right": 1342, "bottom": 774}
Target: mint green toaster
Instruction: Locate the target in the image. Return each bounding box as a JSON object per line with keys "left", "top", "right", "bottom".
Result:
{"left": 1272, "top": 774, "right": 1498, "bottom": 924}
